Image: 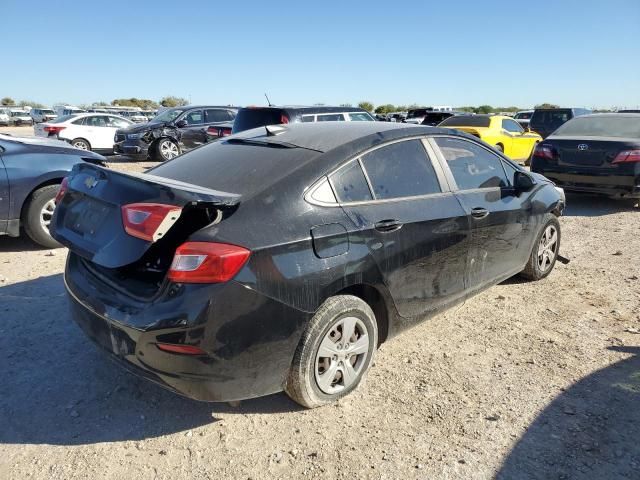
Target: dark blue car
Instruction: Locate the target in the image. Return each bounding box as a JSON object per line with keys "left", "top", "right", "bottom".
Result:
{"left": 0, "top": 134, "right": 105, "bottom": 248}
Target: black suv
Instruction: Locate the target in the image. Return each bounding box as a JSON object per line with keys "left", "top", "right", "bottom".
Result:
{"left": 529, "top": 107, "right": 591, "bottom": 139}
{"left": 114, "top": 106, "right": 237, "bottom": 161}
{"left": 232, "top": 106, "right": 374, "bottom": 133}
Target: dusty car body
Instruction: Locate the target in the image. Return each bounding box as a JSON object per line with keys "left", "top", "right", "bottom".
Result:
{"left": 52, "top": 123, "right": 565, "bottom": 407}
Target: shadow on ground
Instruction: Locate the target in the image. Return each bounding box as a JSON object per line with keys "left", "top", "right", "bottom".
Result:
{"left": 0, "top": 274, "right": 300, "bottom": 446}
{"left": 0, "top": 235, "right": 51, "bottom": 253}
{"left": 496, "top": 345, "right": 640, "bottom": 479}
{"left": 563, "top": 193, "right": 638, "bottom": 217}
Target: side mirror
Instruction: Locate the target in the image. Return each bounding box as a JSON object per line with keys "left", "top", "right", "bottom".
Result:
{"left": 514, "top": 171, "right": 535, "bottom": 192}
{"left": 175, "top": 119, "right": 188, "bottom": 128}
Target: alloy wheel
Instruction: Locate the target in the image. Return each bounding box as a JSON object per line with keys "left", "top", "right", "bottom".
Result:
{"left": 537, "top": 224, "right": 558, "bottom": 272}
{"left": 40, "top": 199, "right": 56, "bottom": 232}
{"left": 314, "top": 316, "right": 370, "bottom": 394}
{"left": 73, "top": 140, "right": 88, "bottom": 150}
{"left": 160, "top": 140, "right": 179, "bottom": 160}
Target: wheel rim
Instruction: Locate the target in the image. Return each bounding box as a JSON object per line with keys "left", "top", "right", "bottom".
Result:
{"left": 40, "top": 199, "right": 56, "bottom": 232}
{"left": 537, "top": 224, "right": 558, "bottom": 272}
{"left": 160, "top": 140, "right": 179, "bottom": 159}
{"left": 73, "top": 140, "right": 88, "bottom": 150}
{"left": 314, "top": 316, "right": 370, "bottom": 395}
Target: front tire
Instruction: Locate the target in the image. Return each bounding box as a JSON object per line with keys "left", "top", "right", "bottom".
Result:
{"left": 520, "top": 214, "right": 561, "bottom": 280}
{"left": 153, "top": 138, "right": 180, "bottom": 161}
{"left": 285, "top": 295, "right": 378, "bottom": 409}
{"left": 22, "top": 185, "right": 62, "bottom": 249}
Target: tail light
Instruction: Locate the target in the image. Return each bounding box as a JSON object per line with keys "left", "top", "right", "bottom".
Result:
{"left": 55, "top": 177, "right": 69, "bottom": 204}
{"left": 206, "top": 126, "right": 232, "bottom": 137}
{"left": 280, "top": 114, "right": 289, "bottom": 124}
{"left": 168, "top": 242, "right": 250, "bottom": 283}
{"left": 156, "top": 343, "right": 206, "bottom": 355}
{"left": 44, "top": 125, "right": 66, "bottom": 135}
{"left": 533, "top": 144, "right": 558, "bottom": 160}
{"left": 121, "top": 203, "right": 182, "bottom": 242}
{"left": 612, "top": 150, "right": 640, "bottom": 164}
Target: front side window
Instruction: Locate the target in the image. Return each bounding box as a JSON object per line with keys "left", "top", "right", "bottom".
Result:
{"left": 435, "top": 137, "right": 508, "bottom": 190}
{"left": 330, "top": 160, "right": 373, "bottom": 202}
{"left": 84, "top": 116, "right": 109, "bottom": 127}
{"left": 316, "top": 114, "right": 344, "bottom": 122}
{"left": 502, "top": 118, "right": 524, "bottom": 133}
{"left": 301, "top": 115, "right": 315, "bottom": 122}
{"left": 184, "top": 110, "right": 203, "bottom": 125}
{"left": 360, "top": 140, "right": 441, "bottom": 199}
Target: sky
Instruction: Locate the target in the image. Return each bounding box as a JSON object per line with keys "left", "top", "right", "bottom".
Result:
{"left": 3, "top": 0, "right": 639, "bottom": 109}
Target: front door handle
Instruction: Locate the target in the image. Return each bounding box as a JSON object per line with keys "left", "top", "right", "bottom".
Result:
{"left": 375, "top": 219, "right": 403, "bottom": 232}
{"left": 471, "top": 207, "right": 489, "bottom": 219}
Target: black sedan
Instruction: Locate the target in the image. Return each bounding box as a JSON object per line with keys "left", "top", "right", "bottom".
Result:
{"left": 51, "top": 123, "right": 565, "bottom": 408}
{"left": 0, "top": 134, "right": 104, "bottom": 248}
{"left": 531, "top": 113, "right": 640, "bottom": 200}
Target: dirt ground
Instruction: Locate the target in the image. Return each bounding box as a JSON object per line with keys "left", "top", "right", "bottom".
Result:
{"left": 0, "top": 125, "right": 639, "bottom": 479}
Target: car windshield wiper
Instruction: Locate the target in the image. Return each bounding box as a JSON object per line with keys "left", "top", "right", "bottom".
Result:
{"left": 225, "top": 138, "right": 297, "bottom": 149}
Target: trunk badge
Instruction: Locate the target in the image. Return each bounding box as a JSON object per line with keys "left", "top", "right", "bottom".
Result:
{"left": 578, "top": 144, "right": 589, "bottom": 151}
{"left": 84, "top": 176, "right": 98, "bottom": 188}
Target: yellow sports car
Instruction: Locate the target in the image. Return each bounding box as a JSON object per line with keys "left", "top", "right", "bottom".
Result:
{"left": 438, "top": 115, "right": 542, "bottom": 164}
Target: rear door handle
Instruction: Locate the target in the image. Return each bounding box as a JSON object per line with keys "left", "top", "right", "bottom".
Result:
{"left": 471, "top": 207, "right": 489, "bottom": 219}
{"left": 375, "top": 219, "right": 403, "bottom": 232}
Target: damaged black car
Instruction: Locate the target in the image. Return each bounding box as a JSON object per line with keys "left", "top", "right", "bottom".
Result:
{"left": 114, "top": 105, "right": 237, "bottom": 161}
{"left": 52, "top": 122, "right": 565, "bottom": 408}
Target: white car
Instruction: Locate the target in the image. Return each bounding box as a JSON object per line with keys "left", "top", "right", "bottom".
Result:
{"left": 34, "top": 113, "right": 133, "bottom": 153}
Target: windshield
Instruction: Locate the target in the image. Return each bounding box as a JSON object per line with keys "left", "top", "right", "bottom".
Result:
{"left": 439, "top": 116, "right": 491, "bottom": 127}
{"left": 553, "top": 116, "right": 640, "bottom": 138}
{"left": 152, "top": 109, "right": 184, "bottom": 122}
{"left": 407, "top": 109, "right": 430, "bottom": 118}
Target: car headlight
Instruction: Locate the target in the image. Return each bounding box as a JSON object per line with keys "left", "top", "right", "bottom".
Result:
{"left": 555, "top": 186, "right": 565, "bottom": 202}
{"left": 127, "top": 133, "right": 140, "bottom": 140}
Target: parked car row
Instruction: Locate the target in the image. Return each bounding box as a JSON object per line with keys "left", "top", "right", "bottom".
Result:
{"left": 0, "top": 108, "right": 34, "bottom": 126}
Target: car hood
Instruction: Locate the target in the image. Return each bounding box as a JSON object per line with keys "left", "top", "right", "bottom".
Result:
{"left": 117, "top": 121, "right": 169, "bottom": 134}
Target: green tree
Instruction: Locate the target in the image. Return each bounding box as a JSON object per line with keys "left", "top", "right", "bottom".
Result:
{"left": 18, "top": 100, "right": 46, "bottom": 108}
{"left": 160, "top": 96, "right": 189, "bottom": 107}
{"left": 358, "top": 101, "right": 374, "bottom": 112}
{"left": 112, "top": 98, "right": 159, "bottom": 109}
{"left": 457, "top": 106, "right": 476, "bottom": 113}
{"left": 374, "top": 104, "right": 396, "bottom": 114}
{"left": 535, "top": 103, "right": 559, "bottom": 109}
{"left": 1, "top": 97, "right": 15, "bottom": 106}
{"left": 475, "top": 105, "right": 494, "bottom": 114}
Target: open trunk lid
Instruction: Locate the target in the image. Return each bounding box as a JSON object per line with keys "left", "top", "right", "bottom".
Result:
{"left": 51, "top": 163, "right": 240, "bottom": 269}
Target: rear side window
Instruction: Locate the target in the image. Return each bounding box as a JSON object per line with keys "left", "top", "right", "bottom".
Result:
{"left": 435, "top": 137, "right": 508, "bottom": 190}
{"left": 205, "top": 109, "right": 232, "bottom": 123}
{"left": 317, "top": 114, "right": 344, "bottom": 122}
{"left": 348, "top": 112, "right": 373, "bottom": 122}
{"left": 360, "top": 140, "right": 441, "bottom": 199}
{"left": 502, "top": 119, "right": 524, "bottom": 133}
{"left": 330, "top": 161, "right": 373, "bottom": 202}
{"left": 233, "top": 108, "right": 288, "bottom": 132}
{"left": 301, "top": 115, "right": 315, "bottom": 122}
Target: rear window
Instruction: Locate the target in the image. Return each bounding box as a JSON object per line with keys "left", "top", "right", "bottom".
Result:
{"left": 514, "top": 112, "right": 532, "bottom": 120}
{"left": 407, "top": 109, "right": 430, "bottom": 118}
{"left": 148, "top": 140, "right": 319, "bottom": 199}
{"left": 439, "top": 116, "right": 491, "bottom": 128}
{"left": 423, "top": 112, "right": 451, "bottom": 123}
{"left": 530, "top": 110, "right": 571, "bottom": 129}
{"left": 552, "top": 116, "right": 640, "bottom": 138}
{"left": 233, "top": 108, "right": 288, "bottom": 133}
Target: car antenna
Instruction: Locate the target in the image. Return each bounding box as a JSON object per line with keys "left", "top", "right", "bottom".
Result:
{"left": 264, "top": 93, "right": 273, "bottom": 107}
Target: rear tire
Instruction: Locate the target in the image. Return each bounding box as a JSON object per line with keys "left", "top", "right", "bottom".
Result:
{"left": 285, "top": 295, "right": 378, "bottom": 409}
{"left": 22, "top": 185, "right": 62, "bottom": 249}
{"left": 71, "top": 138, "right": 91, "bottom": 151}
{"left": 520, "top": 214, "right": 560, "bottom": 280}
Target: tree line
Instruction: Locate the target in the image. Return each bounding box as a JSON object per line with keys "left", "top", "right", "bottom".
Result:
{"left": 1, "top": 96, "right": 190, "bottom": 109}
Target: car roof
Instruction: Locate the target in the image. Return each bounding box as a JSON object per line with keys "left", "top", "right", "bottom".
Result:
{"left": 230, "top": 122, "right": 451, "bottom": 153}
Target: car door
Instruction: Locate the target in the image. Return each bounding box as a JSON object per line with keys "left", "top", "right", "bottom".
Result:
{"left": 330, "top": 138, "right": 471, "bottom": 322}
{"left": 430, "top": 136, "right": 531, "bottom": 293}
{"left": 502, "top": 118, "right": 532, "bottom": 161}
{"left": 79, "top": 115, "right": 110, "bottom": 149}
{"left": 178, "top": 109, "right": 204, "bottom": 150}
{"left": 0, "top": 150, "right": 9, "bottom": 228}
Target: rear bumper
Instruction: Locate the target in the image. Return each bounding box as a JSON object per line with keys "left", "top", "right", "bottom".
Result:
{"left": 539, "top": 171, "right": 640, "bottom": 198}
{"left": 64, "top": 253, "right": 309, "bottom": 402}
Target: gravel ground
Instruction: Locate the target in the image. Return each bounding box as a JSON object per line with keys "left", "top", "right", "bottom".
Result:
{"left": 0, "top": 126, "right": 639, "bottom": 479}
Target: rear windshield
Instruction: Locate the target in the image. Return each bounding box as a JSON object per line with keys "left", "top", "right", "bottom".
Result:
{"left": 407, "top": 109, "right": 430, "bottom": 118}
{"left": 50, "top": 114, "right": 78, "bottom": 123}
{"left": 424, "top": 112, "right": 451, "bottom": 123}
{"left": 233, "top": 108, "right": 288, "bottom": 133}
{"left": 148, "top": 140, "right": 318, "bottom": 198}
{"left": 41, "top": 109, "right": 55, "bottom": 114}
{"left": 530, "top": 110, "right": 572, "bottom": 129}
{"left": 514, "top": 112, "right": 532, "bottom": 120}
{"left": 439, "top": 116, "right": 490, "bottom": 127}
{"left": 552, "top": 116, "right": 640, "bottom": 138}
